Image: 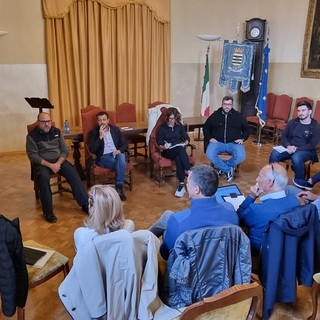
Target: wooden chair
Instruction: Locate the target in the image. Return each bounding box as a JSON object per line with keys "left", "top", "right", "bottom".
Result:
{"left": 81, "top": 105, "right": 133, "bottom": 189}
{"left": 17, "top": 240, "right": 70, "bottom": 320}
{"left": 179, "top": 282, "right": 263, "bottom": 320}
{"left": 291, "top": 97, "right": 314, "bottom": 119}
{"left": 274, "top": 97, "right": 314, "bottom": 146}
{"left": 247, "top": 92, "right": 277, "bottom": 137}
{"left": 307, "top": 273, "right": 320, "bottom": 320}
{"left": 26, "top": 122, "right": 71, "bottom": 199}
{"left": 283, "top": 159, "right": 312, "bottom": 179}
{"left": 264, "top": 94, "right": 293, "bottom": 143}
{"left": 115, "top": 102, "right": 148, "bottom": 158}
{"left": 312, "top": 100, "right": 320, "bottom": 123}
{"left": 149, "top": 107, "right": 195, "bottom": 187}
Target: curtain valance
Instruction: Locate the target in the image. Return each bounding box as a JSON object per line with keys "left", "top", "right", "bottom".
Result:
{"left": 42, "top": 0, "right": 170, "bottom": 22}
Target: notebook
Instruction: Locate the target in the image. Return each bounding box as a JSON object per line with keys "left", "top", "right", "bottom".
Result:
{"left": 24, "top": 246, "right": 47, "bottom": 266}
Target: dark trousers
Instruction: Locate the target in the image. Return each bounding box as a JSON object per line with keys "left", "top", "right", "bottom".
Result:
{"left": 35, "top": 160, "right": 88, "bottom": 215}
{"left": 163, "top": 146, "right": 191, "bottom": 183}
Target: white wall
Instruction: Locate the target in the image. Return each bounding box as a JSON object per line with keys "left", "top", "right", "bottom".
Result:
{"left": 0, "top": 0, "right": 319, "bottom": 152}
{"left": 170, "top": 0, "right": 319, "bottom": 116}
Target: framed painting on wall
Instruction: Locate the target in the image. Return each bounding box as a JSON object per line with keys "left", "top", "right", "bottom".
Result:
{"left": 301, "top": 0, "right": 320, "bottom": 79}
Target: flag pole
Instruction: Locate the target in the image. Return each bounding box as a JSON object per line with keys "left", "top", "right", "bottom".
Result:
{"left": 252, "top": 41, "right": 270, "bottom": 146}
{"left": 195, "top": 44, "right": 210, "bottom": 141}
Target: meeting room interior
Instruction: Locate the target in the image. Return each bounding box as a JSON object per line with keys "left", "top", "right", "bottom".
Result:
{"left": 0, "top": 1, "right": 320, "bottom": 319}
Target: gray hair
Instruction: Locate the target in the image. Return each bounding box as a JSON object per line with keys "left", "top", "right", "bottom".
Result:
{"left": 265, "top": 163, "right": 288, "bottom": 190}
{"left": 189, "top": 164, "right": 219, "bottom": 196}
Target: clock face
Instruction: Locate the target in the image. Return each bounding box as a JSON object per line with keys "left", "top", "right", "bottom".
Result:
{"left": 250, "top": 27, "right": 261, "bottom": 38}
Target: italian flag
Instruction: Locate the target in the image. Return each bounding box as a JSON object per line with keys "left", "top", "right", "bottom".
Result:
{"left": 201, "top": 53, "right": 210, "bottom": 116}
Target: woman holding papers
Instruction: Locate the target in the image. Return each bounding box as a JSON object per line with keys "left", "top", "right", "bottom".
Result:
{"left": 157, "top": 107, "right": 191, "bottom": 198}
{"left": 74, "top": 185, "right": 134, "bottom": 251}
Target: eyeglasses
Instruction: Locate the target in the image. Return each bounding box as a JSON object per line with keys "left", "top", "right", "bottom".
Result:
{"left": 38, "top": 120, "right": 52, "bottom": 124}
{"left": 270, "top": 164, "right": 275, "bottom": 185}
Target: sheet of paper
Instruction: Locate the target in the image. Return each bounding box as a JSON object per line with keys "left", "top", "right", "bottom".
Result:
{"left": 222, "top": 195, "right": 246, "bottom": 210}
{"left": 24, "top": 246, "right": 55, "bottom": 268}
{"left": 169, "top": 143, "right": 185, "bottom": 149}
{"left": 153, "top": 304, "right": 182, "bottom": 320}
{"left": 273, "top": 145, "right": 287, "bottom": 153}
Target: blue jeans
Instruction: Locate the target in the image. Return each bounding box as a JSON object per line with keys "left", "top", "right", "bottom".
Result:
{"left": 269, "top": 150, "right": 313, "bottom": 179}
{"left": 98, "top": 152, "right": 126, "bottom": 186}
{"left": 206, "top": 142, "right": 246, "bottom": 173}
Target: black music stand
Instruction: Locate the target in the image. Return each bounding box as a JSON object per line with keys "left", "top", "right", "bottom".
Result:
{"left": 25, "top": 97, "right": 54, "bottom": 113}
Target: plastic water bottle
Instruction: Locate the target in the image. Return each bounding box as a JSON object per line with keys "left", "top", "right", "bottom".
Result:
{"left": 64, "top": 120, "right": 70, "bottom": 134}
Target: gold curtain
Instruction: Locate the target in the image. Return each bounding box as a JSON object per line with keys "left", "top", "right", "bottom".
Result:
{"left": 42, "top": 0, "right": 170, "bottom": 128}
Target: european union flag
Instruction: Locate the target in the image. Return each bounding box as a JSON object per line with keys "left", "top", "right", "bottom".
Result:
{"left": 256, "top": 43, "right": 270, "bottom": 127}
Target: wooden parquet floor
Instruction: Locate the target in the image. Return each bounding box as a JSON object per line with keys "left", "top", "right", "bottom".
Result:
{"left": 0, "top": 133, "right": 319, "bottom": 319}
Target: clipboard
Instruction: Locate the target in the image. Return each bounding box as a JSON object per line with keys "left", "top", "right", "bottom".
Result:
{"left": 215, "top": 184, "right": 245, "bottom": 210}
{"left": 215, "top": 184, "right": 242, "bottom": 203}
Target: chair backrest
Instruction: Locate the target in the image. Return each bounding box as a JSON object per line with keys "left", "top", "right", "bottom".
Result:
{"left": 179, "top": 282, "right": 263, "bottom": 320}
{"left": 291, "top": 97, "right": 314, "bottom": 119}
{"left": 81, "top": 105, "right": 116, "bottom": 143}
{"left": 149, "top": 107, "right": 168, "bottom": 156}
{"left": 27, "top": 121, "right": 56, "bottom": 133}
{"left": 58, "top": 229, "right": 161, "bottom": 319}
{"left": 266, "top": 92, "right": 278, "bottom": 118}
{"left": 116, "top": 102, "right": 136, "bottom": 123}
{"left": 312, "top": 100, "right": 320, "bottom": 123}
{"left": 258, "top": 204, "right": 320, "bottom": 319}
{"left": 272, "top": 94, "right": 293, "bottom": 122}
{"left": 148, "top": 101, "right": 166, "bottom": 109}
{"left": 161, "top": 225, "right": 252, "bottom": 308}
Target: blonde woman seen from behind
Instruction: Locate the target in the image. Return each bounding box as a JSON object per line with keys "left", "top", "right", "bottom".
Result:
{"left": 74, "top": 185, "right": 135, "bottom": 251}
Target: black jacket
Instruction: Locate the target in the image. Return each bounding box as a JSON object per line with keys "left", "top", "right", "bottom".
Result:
{"left": 259, "top": 204, "right": 320, "bottom": 319}
{"left": 281, "top": 118, "right": 320, "bottom": 163}
{"left": 203, "top": 108, "right": 250, "bottom": 149}
{"left": 0, "top": 215, "right": 28, "bottom": 317}
{"left": 88, "top": 125, "right": 128, "bottom": 162}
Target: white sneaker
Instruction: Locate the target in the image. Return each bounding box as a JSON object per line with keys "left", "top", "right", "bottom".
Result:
{"left": 175, "top": 185, "right": 186, "bottom": 197}
{"left": 226, "top": 167, "right": 234, "bottom": 182}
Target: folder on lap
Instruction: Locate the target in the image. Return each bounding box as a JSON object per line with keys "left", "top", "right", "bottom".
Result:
{"left": 215, "top": 184, "right": 245, "bottom": 210}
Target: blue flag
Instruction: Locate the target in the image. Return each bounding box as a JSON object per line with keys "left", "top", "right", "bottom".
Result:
{"left": 256, "top": 43, "right": 270, "bottom": 127}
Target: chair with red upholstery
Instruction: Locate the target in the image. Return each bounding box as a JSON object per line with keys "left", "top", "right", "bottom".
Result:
{"left": 149, "top": 107, "right": 195, "bottom": 187}
{"left": 115, "top": 102, "right": 147, "bottom": 158}
{"left": 247, "top": 92, "right": 278, "bottom": 137}
{"left": 81, "top": 105, "right": 133, "bottom": 189}
{"left": 312, "top": 100, "right": 320, "bottom": 123}
{"left": 26, "top": 121, "right": 71, "bottom": 199}
{"left": 291, "top": 97, "right": 314, "bottom": 119}
{"left": 274, "top": 97, "right": 314, "bottom": 145}
{"left": 264, "top": 94, "right": 293, "bottom": 143}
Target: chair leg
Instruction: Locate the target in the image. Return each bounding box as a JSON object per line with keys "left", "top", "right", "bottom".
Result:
{"left": 17, "top": 307, "right": 25, "bottom": 320}
{"left": 57, "top": 175, "right": 64, "bottom": 193}
{"left": 307, "top": 280, "right": 320, "bottom": 320}
{"left": 63, "top": 262, "right": 70, "bottom": 277}
{"left": 159, "top": 167, "right": 163, "bottom": 187}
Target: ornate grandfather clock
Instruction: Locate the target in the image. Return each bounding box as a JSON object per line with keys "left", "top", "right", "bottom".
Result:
{"left": 241, "top": 18, "right": 267, "bottom": 117}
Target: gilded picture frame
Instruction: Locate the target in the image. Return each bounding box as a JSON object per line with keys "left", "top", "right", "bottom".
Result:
{"left": 301, "top": 0, "right": 320, "bottom": 79}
